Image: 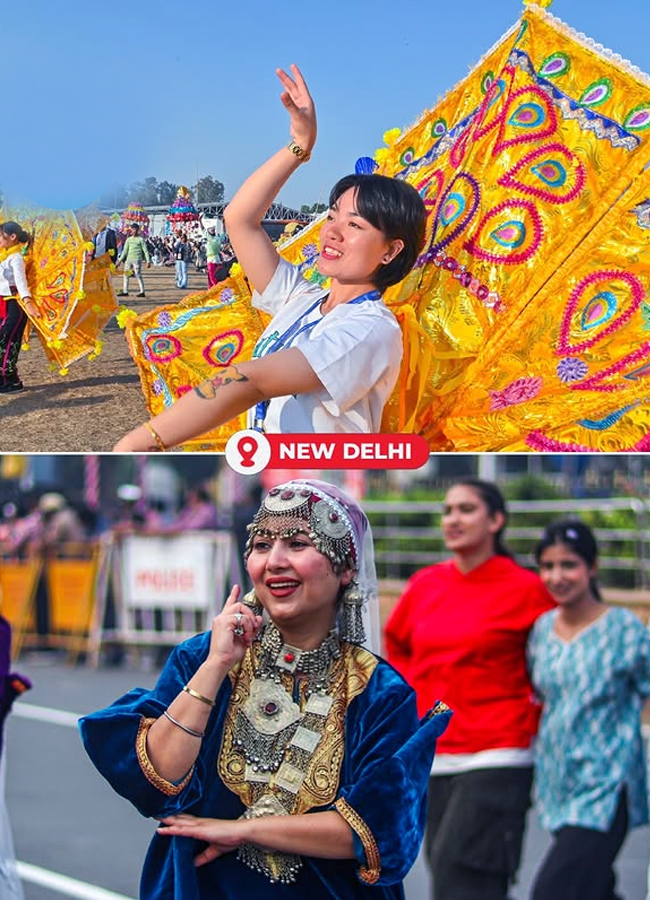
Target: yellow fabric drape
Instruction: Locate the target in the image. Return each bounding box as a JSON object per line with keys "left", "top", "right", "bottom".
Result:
{"left": 0, "top": 199, "right": 118, "bottom": 371}
{"left": 125, "top": 267, "right": 269, "bottom": 451}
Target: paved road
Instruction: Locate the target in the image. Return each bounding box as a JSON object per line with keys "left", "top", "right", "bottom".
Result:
{"left": 6, "top": 654, "right": 650, "bottom": 900}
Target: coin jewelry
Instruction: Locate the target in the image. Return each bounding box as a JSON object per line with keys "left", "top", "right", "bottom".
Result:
{"left": 231, "top": 622, "right": 343, "bottom": 882}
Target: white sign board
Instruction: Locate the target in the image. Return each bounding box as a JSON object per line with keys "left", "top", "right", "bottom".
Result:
{"left": 120, "top": 533, "right": 218, "bottom": 610}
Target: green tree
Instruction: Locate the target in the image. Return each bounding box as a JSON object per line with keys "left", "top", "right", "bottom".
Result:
{"left": 157, "top": 181, "right": 178, "bottom": 205}
{"left": 300, "top": 202, "right": 327, "bottom": 215}
{"left": 196, "top": 176, "right": 224, "bottom": 203}
{"left": 129, "top": 176, "right": 159, "bottom": 206}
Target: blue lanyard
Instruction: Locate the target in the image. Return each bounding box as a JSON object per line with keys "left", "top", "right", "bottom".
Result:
{"left": 253, "top": 288, "right": 381, "bottom": 431}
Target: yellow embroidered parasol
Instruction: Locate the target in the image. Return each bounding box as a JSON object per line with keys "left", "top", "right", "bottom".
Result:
{"left": 0, "top": 198, "right": 119, "bottom": 373}
{"left": 125, "top": 1, "right": 650, "bottom": 451}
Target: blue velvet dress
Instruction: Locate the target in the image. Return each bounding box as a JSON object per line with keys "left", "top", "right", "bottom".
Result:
{"left": 79, "top": 631, "right": 450, "bottom": 900}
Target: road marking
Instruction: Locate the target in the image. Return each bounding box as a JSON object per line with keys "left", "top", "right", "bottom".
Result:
{"left": 12, "top": 703, "right": 81, "bottom": 728}
{"left": 17, "top": 862, "right": 136, "bottom": 900}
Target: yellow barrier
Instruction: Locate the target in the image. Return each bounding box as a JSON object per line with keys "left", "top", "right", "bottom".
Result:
{"left": 0, "top": 556, "right": 42, "bottom": 659}
{"left": 44, "top": 543, "right": 102, "bottom": 663}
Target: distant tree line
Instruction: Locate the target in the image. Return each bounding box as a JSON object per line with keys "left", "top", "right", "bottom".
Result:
{"left": 98, "top": 175, "right": 225, "bottom": 209}
{"left": 300, "top": 202, "right": 327, "bottom": 215}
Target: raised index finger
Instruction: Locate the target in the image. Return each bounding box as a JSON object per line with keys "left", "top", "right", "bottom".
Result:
{"left": 276, "top": 67, "right": 297, "bottom": 93}
{"left": 221, "top": 584, "right": 241, "bottom": 612}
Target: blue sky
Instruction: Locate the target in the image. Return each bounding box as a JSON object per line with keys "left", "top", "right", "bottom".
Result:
{"left": 2, "top": 0, "right": 649, "bottom": 212}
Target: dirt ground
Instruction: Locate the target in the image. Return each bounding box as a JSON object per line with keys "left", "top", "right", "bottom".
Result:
{"left": 0, "top": 267, "right": 215, "bottom": 453}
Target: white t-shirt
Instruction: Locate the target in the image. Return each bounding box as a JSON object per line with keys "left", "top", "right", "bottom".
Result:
{"left": 249, "top": 258, "right": 402, "bottom": 433}
{"left": 0, "top": 253, "right": 29, "bottom": 299}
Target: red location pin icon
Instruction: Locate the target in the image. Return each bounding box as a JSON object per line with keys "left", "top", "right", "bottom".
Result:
{"left": 237, "top": 435, "right": 258, "bottom": 468}
{"left": 225, "top": 429, "right": 272, "bottom": 475}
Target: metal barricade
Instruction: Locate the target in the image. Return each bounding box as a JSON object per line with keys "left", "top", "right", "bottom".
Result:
{"left": 98, "top": 530, "right": 243, "bottom": 665}
{"left": 0, "top": 547, "right": 42, "bottom": 660}
{"left": 365, "top": 497, "right": 650, "bottom": 588}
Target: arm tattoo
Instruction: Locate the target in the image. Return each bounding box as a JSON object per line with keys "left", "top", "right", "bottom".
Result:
{"left": 194, "top": 364, "right": 249, "bottom": 400}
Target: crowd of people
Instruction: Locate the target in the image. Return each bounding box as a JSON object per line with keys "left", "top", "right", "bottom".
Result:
{"left": 110, "top": 223, "right": 237, "bottom": 299}
{"left": 0, "top": 480, "right": 232, "bottom": 560}
{"left": 70, "top": 476, "right": 650, "bottom": 900}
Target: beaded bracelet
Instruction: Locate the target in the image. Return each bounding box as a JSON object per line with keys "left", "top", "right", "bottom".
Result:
{"left": 144, "top": 422, "right": 166, "bottom": 452}
{"left": 182, "top": 685, "right": 215, "bottom": 708}
{"left": 163, "top": 709, "right": 205, "bottom": 739}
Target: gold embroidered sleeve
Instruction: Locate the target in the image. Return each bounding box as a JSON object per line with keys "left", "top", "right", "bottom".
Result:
{"left": 427, "top": 700, "right": 452, "bottom": 719}
{"left": 135, "top": 716, "right": 194, "bottom": 796}
{"left": 334, "top": 796, "right": 381, "bottom": 884}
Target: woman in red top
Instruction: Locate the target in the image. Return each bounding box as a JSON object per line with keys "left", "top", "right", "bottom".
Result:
{"left": 385, "top": 478, "right": 554, "bottom": 900}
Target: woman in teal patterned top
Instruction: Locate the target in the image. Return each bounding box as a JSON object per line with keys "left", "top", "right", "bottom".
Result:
{"left": 527, "top": 519, "right": 650, "bottom": 900}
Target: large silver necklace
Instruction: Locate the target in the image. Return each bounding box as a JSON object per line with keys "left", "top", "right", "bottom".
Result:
{"left": 232, "top": 623, "right": 340, "bottom": 774}
{"left": 232, "top": 623, "right": 342, "bottom": 882}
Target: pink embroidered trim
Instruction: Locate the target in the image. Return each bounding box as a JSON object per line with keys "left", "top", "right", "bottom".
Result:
{"left": 526, "top": 431, "right": 592, "bottom": 452}
{"left": 498, "top": 142, "right": 586, "bottom": 205}
{"left": 558, "top": 270, "right": 645, "bottom": 355}
{"left": 464, "top": 199, "right": 543, "bottom": 265}
{"left": 569, "top": 340, "right": 650, "bottom": 392}
{"left": 490, "top": 376, "right": 543, "bottom": 410}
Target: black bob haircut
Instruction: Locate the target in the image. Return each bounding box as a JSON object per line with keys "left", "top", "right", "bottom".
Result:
{"left": 328, "top": 174, "right": 427, "bottom": 292}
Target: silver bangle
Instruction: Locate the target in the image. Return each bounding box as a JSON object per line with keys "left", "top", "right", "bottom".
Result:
{"left": 163, "top": 709, "right": 205, "bottom": 739}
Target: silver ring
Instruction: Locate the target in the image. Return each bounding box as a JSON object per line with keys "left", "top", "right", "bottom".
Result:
{"left": 233, "top": 612, "right": 244, "bottom": 636}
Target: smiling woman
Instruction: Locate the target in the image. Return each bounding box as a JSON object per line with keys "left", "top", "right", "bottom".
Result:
{"left": 528, "top": 519, "right": 650, "bottom": 900}
{"left": 79, "top": 479, "right": 451, "bottom": 900}
{"left": 384, "top": 477, "right": 555, "bottom": 900}
{"left": 113, "top": 65, "right": 426, "bottom": 451}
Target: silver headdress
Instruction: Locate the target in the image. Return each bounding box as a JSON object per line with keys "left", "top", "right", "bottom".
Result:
{"left": 244, "top": 480, "right": 379, "bottom": 651}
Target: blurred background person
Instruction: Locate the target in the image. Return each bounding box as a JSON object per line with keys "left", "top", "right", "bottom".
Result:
{"left": 90, "top": 222, "right": 118, "bottom": 263}
{"left": 0, "top": 503, "right": 19, "bottom": 549}
{"left": 173, "top": 232, "right": 193, "bottom": 290}
{"left": 3, "top": 494, "right": 43, "bottom": 559}
{"left": 384, "top": 477, "right": 554, "bottom": 900}
{"left": 111, "top": 484, "right": 151, "bottom": 535}
{"left": 528, "top": 520, "right": 650, "bottom": 900}
{"left": 117, "top": 223, "right": 150, "bottom": 298}
{"left": 35, "top": 493, "right": 89, "bottom": 557}
{"left": 156, "top": 484, "right": 220, "bottom": 533}
{"left": 204, "top": 225, "right": 222, "bottom": 287}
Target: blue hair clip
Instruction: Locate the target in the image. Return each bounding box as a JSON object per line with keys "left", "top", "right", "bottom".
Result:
{"left": 354, "top": 156, "right": 379, "bottom": 175}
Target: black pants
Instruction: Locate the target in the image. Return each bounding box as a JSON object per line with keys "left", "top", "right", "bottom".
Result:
{"left": 0, "top": 298, "right": 28, "bottom": 382}
{"left": 426, "top": 767, "right": 533, "bottom": 900}
{"left": 531, "top": 790, "right": 628, "bottom": 900}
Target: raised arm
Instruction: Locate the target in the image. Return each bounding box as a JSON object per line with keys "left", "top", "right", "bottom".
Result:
{"left": 112, "top": 346, "right": 323, "bottom": 451}
{"left": 144, "top": 587, "right": 262, "bottom": 783}
{"left": 223, "top": 64, "right": 317, "bottom": 294}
